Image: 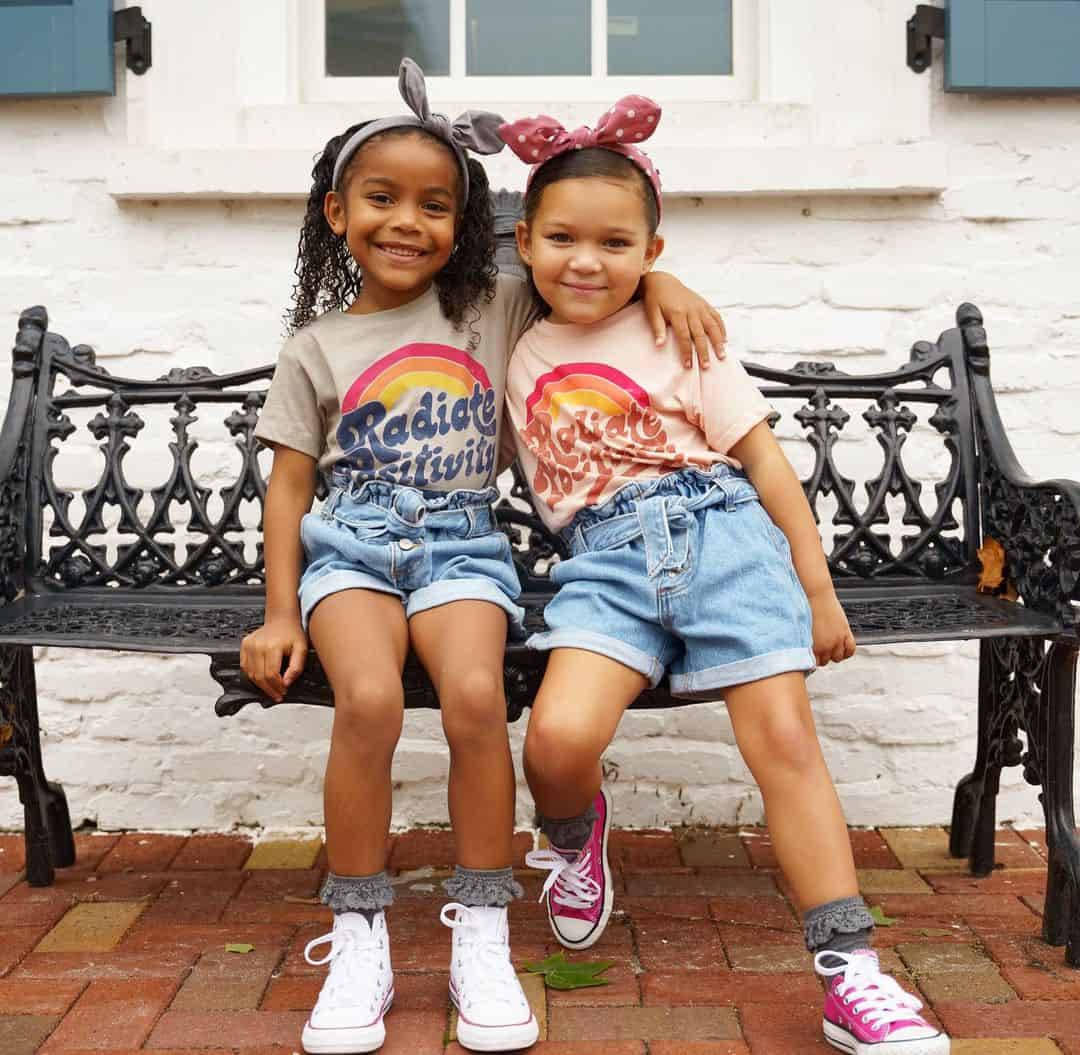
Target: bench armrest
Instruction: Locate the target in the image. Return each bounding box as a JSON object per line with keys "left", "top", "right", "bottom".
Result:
{"left": 0, "top": 307, "right": 47, "bottom": 603}
{"left": 960, "top": 304, "right": 1080, "bottom": 634}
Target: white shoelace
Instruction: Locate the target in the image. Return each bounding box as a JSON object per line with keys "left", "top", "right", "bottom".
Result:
{"left": 440, "top": 903, "right": 524, "bottom": 1011}
{"left": 814, "top": 951, "right": 925, "bottom": 1030}
{"left": 305, "top": 923, "right": 386, "bottom": 1010}
{"left": 526, "top": 848, "right": 601, "bottom": 910}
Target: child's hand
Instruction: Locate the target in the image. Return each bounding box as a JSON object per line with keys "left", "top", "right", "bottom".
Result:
{"left": 641, "top": 272, "right": 727, "bottom": 369}
{"left": 808, "top": 589, "right": 856, "bottom": 667}
{"left": 241, "top": 615, "right": 309, "bottom": 703}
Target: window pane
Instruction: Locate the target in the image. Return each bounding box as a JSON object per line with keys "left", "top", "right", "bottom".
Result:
{"left": 326, "top": 0, "right": 450, "bottom": 77}
{"left": 466, "top": 0, "right": 590, "bottom": 76}
{"left": 607, "top": 0, "right": 732, "bottom": 75}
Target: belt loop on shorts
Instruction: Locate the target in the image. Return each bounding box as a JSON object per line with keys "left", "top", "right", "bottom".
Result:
{"left": 465, "top": 505, "right": 492, "bottom": 536}
{"left": 387, "top": 488, "right": 427, "bottom": 538}
{"left": 694, "top": 472, "right": 737, "bottom": 514}
{"left": 637, "top": 494, "right": 691, "bottom": 578}
{"left": 322, "top": 487, "right": 343, "bottom": 520}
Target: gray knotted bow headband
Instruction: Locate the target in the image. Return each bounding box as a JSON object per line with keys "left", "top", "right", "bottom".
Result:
{"left": 331, "top": 57, "right": 506, "bottom": 201}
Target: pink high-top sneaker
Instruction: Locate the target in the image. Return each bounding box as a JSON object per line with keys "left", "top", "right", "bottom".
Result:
{"left": 525, "top": 787, "right": 613, "bottom": 950}
{"left": 815, "top": 949, "right": 950, "bottom": 1054}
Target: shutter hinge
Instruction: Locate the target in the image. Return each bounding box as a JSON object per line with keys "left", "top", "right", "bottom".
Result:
{"left": 114, "top": 6, "right": 152, "bottom": 76}
{"left": 906, "top": 4, "right": 945, "bottom": 73}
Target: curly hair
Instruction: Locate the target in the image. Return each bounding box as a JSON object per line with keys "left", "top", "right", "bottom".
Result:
{"left": 286, "top": 123, "right": 498, "bottom": 337}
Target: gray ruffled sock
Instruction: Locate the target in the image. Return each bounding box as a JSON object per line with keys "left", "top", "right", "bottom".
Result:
{"left": 443, "top": 865, "right": 523, "bottom": 907}
{"left": 320, "top": 870, "right": 395, "bottom": 918}
{"left": 803, "top": 895, "right": 876, "bottom": 968}
{"left": 539, "top": 802, "right": 598, "bottom": 852}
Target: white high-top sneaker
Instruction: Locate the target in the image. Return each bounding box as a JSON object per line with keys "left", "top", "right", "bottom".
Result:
{"left": 441, "top": 903, "right": 539, "bottom": 1052}
{"left": 300, "top": 911, "right": 394, "bottom": 1054}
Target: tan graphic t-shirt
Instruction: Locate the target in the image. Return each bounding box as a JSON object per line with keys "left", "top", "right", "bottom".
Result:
{"left": 505, "top": 302, "right": 772, "bottom": 531}
{"left": 256, "top": 274, "right": 535, "bottom": 491}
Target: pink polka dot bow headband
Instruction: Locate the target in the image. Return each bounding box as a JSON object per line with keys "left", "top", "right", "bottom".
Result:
{"left": 498, "top": 96, "right": 663, "bottom": 219}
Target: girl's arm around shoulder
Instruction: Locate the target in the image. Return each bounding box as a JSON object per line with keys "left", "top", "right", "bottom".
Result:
{"left": 639, "top": 271, "right": 728, "bottom": 370}
{"left": 240, "top": 445, "right": 318, "bottom": 702}
{"left": 729, "top": 423, "right": 856, "bottom": 667}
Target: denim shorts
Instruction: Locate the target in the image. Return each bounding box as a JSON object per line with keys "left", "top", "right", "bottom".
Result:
{"left": 298, "top": 470, "right": 525, "bottom": 633}
{"left": 527, "top": 465, "right": 816, "bottom": 699}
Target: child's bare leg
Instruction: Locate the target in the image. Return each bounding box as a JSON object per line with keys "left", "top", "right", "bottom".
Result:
{"left": 524, "top": 648, "right": 647, "bottom": 949}
{"left": 725, "top": 671, "right": 857, "bottom": 912}
{"left": 309, "top": 589, "right": 409, "bottom": 878}
{"left": 412, "top": 600, "right": 539, "bottom": 1047}
{"left": 410, "top": 600, "right": 515, "bottom": 870}
{"left": 727, "top": 671, "right": 949, "bottom": 1050}
{"left": 525, "top": 648, "right": 647, "bottom": 821}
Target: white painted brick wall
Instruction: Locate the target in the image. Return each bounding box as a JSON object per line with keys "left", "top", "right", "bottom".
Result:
{"left": 1, "top": 15, "right": 1078, "bottom": 834}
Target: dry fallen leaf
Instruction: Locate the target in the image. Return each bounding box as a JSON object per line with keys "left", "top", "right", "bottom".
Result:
{"left": 977, "top": 538, "right": 1006, "bottom": 592}
{"left": 977, "top": 537, "right": 1020, "bottom": 600}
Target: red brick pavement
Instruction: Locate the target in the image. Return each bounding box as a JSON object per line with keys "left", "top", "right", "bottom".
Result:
{"left": 0, "top": 825, "right": 1069, "bottom": 1053}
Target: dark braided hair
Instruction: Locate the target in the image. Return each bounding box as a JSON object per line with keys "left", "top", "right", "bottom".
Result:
{"left": 286, "top": 123, "right": 498, "bottom": 336}
{"left": 520, "top": 146, "right": 660, "bottom": 318}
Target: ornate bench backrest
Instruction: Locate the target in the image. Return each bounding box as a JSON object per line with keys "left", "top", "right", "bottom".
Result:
{"left": 1, "top": 304, "right": 981, "bottom": 599}
{"left": 14, "top": 317, "right": 275, "bottom": 593}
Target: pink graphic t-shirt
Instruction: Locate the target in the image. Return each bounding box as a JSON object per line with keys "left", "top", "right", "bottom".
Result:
{"left": 505, "top": 302, "right": 773, "bottom": 532}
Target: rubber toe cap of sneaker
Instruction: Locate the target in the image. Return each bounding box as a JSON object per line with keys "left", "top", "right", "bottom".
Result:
{"left": 552, "top": 915, "right": 601, "bottom": 946}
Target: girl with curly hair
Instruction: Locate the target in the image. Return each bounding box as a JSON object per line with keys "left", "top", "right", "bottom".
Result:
{"left": 242, "top": 58, "right": 725, "bottom": 1054}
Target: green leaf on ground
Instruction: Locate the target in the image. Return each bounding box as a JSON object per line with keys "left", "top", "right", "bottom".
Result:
{"left": 870, "top": 906, "right": 898, "bottom": 927}
{"left": 523, "top": 950, "right": 613, "bottom": 990}
{"left": 225, "top": 943, "right": 255, "bottom": 954}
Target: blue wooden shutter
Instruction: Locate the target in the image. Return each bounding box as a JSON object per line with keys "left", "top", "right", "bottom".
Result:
{"left": 0, "top": 0, "right": 114, "bottom": 97}
{"left": 947, "top": 0, "right": 1080, "bottom": 90}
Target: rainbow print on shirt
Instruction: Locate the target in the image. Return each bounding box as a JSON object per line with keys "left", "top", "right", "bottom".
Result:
{"left": 337, "top": 342, "right": 497, "bottom": 487}
{"left": 525, "top": 362, "right": 652, "bottom": 425}
{"left": 520, "top": 361, "right": 688, "bottom": 510}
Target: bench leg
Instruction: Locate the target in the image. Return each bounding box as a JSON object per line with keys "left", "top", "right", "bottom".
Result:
{"left": 952, "top": 637, "right": 1054, "bottom": 878}
{"left": 1039, "top": 640, "right": 1080, "bottom": 963}
{"left": 950, "top": 638, "right": 1005, "bottom": 872}
{"left": 0, "top": 644, "right": 74, "bottom": 886}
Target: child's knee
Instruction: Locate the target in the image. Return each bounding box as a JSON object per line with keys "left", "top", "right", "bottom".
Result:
{"left": 440, "top": 666, "right": 506, "bottom": 744}
{"left": 525, "top": 713, "right": 597, "bottom": 783}
{"left": 755, "top": 710, "right": 821, "bottom": 777}
{"left": 332, "top": 678, "right": 404, "bottom": 751}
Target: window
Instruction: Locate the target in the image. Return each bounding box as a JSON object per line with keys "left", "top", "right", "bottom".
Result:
{"left": 302, "top": 0, "right": 754, "bottom": 102}
{"left": 326, "top": 0, "right": 451, "bottom": 76}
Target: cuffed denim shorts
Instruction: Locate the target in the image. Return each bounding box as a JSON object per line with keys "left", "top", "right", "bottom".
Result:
{"left": 527, "top": 464, "right": 816, "bottom": 699}
{"left": 298, "top": 469, "right": 525, "bottom": 634}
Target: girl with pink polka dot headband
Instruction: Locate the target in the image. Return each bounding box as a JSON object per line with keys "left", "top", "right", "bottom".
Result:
{"left": 498, "top": 95, "right": 663, "bottom": 219}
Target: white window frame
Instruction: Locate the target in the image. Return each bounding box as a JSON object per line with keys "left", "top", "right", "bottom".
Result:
{"left": 110, "top": 0, "right": 948, "bottom": 200}
{"left": 300, "top": 0, "right": 758, "bottom": 103}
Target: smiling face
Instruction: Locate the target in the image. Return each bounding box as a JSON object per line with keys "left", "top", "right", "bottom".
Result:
{"left": 324, "top": 130, "right": 461, "bottom": 313}
{"left": 516, "top": 173, "right": 663, "bottom": 326}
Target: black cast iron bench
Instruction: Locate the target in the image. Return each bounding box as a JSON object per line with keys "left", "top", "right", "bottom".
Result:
{"left": 1, "top": 220, "right": 1078, "bottom": 960}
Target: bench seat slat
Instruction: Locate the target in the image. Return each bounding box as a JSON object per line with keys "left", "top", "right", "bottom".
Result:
{"left": 0, "top": 586, "right": 1059, "bottom": 656}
